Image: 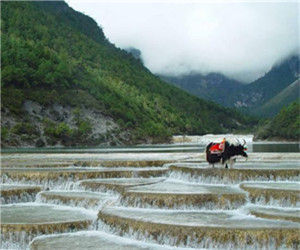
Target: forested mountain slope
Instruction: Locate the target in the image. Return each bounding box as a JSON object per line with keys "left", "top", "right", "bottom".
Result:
{"left": 240, "top": 55, "right": 299, "bottom": 109}
{"left": 1, "top": 1, "right": 252, "bottom": 147}
{"left": 253, "top": 79, "right": 300, "bottom": 117}
{"left": 162, "top": 55, "right": 299, "bottom": 116}
{"left": 255, "top": 102, "right": 300, "bottom": 141}
{"left": 160, "top": 73, "right": 243, "bottom": 107}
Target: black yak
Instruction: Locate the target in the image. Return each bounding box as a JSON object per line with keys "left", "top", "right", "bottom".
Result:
{"left": 206, "top": 139, "right": 248, "bottom": 168}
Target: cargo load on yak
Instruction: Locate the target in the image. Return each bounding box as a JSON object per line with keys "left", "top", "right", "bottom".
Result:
{"left": 209, "top": 138, "right": 226, "bottom": 154}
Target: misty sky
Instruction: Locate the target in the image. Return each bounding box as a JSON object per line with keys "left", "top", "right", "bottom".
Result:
{"left": 67, "top": 0, "right": 299, "bottom": 82}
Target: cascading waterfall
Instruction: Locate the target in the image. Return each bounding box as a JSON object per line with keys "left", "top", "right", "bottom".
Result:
{"left": 167, "top": 167, "right": 300, "bottom": 184}
{"left": 96, "top": 212, "right": 297, "bottom": 250}
{"left": 1, "top": 202, "right": 97, "bottom": 249}
{"left": 1, "top": 174, "right": 82, "bottom": 190}
{"left": 252, "top": 196, "right": 300, "bottom": 207}
{"left": 1, "top": 150, "right": 299, "bottom": 250}
{"left": 1, "top": 192, "right": 37, "bottom": 204}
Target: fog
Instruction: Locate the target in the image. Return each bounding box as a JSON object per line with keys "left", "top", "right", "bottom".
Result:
{"left": 67, "top": 1, "right": 299, "bottom": 82}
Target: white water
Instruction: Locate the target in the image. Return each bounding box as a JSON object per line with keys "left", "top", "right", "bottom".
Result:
{"left": 1, "top": 150, "right": 299, "bottom": 249}
{"left": 1, "top": 174, "right": 82, "bottom": 190}
{"left": 168, "top": 170, "right": 300, "bottom": 184}
{"left": 1, "top": 203, "right": 97, "bottom": 250}
{"left": 30, "top": 230, "right": 199, "bottom": 250}
{"left": 96, "top": 217, "right": 293, "bottom": 250}
{"left": 172, "top": 134, "right": 254, "bottom": 144}
{"left": 1, "top": 191, "right": 37, "bottom": 204}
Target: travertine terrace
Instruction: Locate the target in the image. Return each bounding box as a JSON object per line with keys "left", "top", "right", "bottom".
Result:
{"left": 0, "top": 150, "right": 299, "bottom": 249}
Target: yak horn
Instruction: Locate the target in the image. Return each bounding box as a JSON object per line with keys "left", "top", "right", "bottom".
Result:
{"left": 242, "top": 139, "right": 246, "bottom": 146}
{"left": 235, "top": 138, "right": 240, "bottom": 144}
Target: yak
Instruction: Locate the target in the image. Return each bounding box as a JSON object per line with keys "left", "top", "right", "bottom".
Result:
{"left": 206, "top": 139, "right": 248, "bottom": 169}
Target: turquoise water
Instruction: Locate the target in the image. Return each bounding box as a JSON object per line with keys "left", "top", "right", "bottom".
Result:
{"left": 1, "top": 144, "right": 201, "bottom": 154}
{"left": 251, "top": 143, "right": 299, "bottom": 153}
{"left": 1, "top": 142, "right": 299, "bottom": 154}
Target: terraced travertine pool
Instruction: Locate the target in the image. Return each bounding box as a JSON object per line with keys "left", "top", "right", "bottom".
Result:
{"left": 1, "top": 150, "right": 299, "bottom": 249}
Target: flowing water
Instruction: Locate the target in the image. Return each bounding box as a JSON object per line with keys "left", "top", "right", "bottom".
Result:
{"left": 1, "top": 140, "right": 299, "bottom": 249}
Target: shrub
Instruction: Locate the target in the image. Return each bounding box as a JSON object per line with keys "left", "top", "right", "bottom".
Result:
{"left": 1, "top": 126, "right": 9, "bottom": 141}
{"left": 11, "top": 122, "right": 39, "bottom": 136}
{"left": 72, "top": 108, "right": 92, "bottom": 141}
{"left": 76, "top": 120, "right": 92, "bottom": 138}
{"left": 55, "top": 122, "right": 72, "bottom": 137}
{"left": 43, "top": 119, "right": 72, "bottom": 138}
{"left": 1, "top": 87, "right": 24, "bottom": 114}
{"left": 43, "top": 118, "right": 57, "bottom": 137}
{"left": 73, "top": 107, "right": 81, "bottom": 126}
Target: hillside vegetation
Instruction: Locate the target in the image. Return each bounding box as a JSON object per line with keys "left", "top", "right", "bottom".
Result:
{"left": 243, "top": 56, "right": 299, "bottom": 108}
{"left": 1, "top": 1, "right": 252, "bottom": 147}
{"left": 255, "top": 102, "right": 300, "bottom": 141}
{"left": 253, "top": 80, "right": 300, "bottom": 117}
{"left": 162, "top": 56, "right": 299, "bottom": 117}
{"left": 161, "top": 73, "right": 243, "bottom": 107}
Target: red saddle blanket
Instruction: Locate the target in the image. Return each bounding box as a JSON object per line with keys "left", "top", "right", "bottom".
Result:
{"left": 209, "top": 143, "right": 225, "bottom": 154}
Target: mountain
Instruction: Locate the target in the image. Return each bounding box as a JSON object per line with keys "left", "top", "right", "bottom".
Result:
{"left": 160, "top": 73, "right": 244, "bottom": 107}
{"left": 253, "top": 79, "right": 300, "bottom": 117}
{"left": 161, "top": 55, "right": 299, "bottom": 116}
{"left": 239, "top": 55, "right": 299, "bottom": 109}
{"left": 254, "top": 102, "right": 300, "bottom": 141}
{"left": 1, "top": 1, "right": 252, "bottom": 147}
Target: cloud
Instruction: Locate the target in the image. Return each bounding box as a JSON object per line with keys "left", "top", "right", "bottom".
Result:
{"left": 67, "top": 1, "right": 299, "bottom": 82}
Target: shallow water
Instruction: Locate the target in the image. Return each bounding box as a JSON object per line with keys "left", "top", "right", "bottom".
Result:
{"left": 1, "top": 203, "right": 95, "bottom": 224}
{"left": 1, "top": 184, "right": 42, "bottom": 191}
{"left": 2, "top": 141, "right": 299, "bottom": 154}
{"left": 241, "top": 182, "right": 300, "bottom": 190}
{"left": 170, "top": 161, "right": 300, "bottom": 169}
{"left": 252, "top": 143, "right": 300, "bottom": 153}
{"left": 100, "top": 206, "right": 299, "bottom": 228}
{"left": 126, "top": 180, "right": 243, "bottom": 194}
{"left": 29, "top": 231, "right": 197, "bottom": 250}
{"left": 1, "top": 149, "right": 300, "bottom": 249}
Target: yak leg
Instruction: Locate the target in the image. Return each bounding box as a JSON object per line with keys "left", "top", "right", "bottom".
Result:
{"left": 221, "top": 157, "right": 225, "bottom": 164}
{"left": 223, "top": 158, "right": 228, "bottom": 169}
{"left": 229, "top": 158, "right": 236, "bottom": 169}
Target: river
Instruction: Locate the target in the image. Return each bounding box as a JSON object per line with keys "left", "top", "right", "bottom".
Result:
{"left": 1, "top": 135, "right": 299, "bottom": 249}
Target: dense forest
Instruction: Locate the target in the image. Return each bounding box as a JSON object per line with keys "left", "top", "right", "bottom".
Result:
{"left": 255, "top": 102, "right": 300, "bottom": 141}
{"left": 1, "top": 1, "right": 253, "bottom": 147}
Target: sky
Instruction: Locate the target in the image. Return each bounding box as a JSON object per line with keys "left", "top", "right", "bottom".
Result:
{"left": 66, "top": 0, "right": 299, "bottom": 82}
